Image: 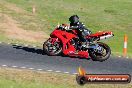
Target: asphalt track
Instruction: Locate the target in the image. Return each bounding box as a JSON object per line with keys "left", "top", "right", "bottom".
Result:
{"left": 0, "top": 42, "right": 132, "bottom": 75}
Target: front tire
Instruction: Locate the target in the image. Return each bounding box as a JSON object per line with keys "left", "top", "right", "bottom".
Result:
{"left": 43, "top": 38, "right": 62, "bottom": 56}
{"left": 89, "top": 42, "right": 111, "bottom": 62}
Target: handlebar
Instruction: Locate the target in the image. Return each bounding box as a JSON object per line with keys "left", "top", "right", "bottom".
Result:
{"left": 58, "top": 25, "right": 78, "bottom": 31}
{"left": 58, "top": 25, "right": 66, "bottom": 30}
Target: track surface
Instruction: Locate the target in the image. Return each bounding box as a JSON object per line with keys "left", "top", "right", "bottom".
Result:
{"left": 0, "top": 43, "right": 132, "bottom": 75}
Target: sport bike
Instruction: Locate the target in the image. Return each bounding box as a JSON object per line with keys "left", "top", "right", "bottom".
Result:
{"left": 43, "top": 24, "right": 114, "bottom": 62}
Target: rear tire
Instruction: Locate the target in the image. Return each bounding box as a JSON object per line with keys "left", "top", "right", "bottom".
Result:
{"left": 89, "top": 42, "right": 111, "bottom": 62}
{"left": 43, "top": 38, "right": 62, "bottom": 56}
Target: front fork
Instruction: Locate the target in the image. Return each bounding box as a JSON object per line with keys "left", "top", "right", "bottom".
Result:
{"left": 89, "top": 44, "right": 103, "bottom": 53}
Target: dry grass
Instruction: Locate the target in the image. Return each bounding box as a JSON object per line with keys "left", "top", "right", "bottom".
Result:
{"left": 0, "top": 0, "right": 49, "bottom": 45}
{"left": 0, "top": 13, "right": 49, "bottom": 42}
{"left": 2, "top": 1, "right": 26, "bottom": 14}
{"left": 0, "top": 67, "right": 132, "bottom": 88}
{"left": 0, "top": 67, "right": 76, "bottom": 85}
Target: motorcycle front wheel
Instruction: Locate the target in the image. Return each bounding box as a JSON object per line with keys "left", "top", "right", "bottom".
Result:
{"left": 43, "top": 38, "right": 62, "bottom": 56}
{"left": 89, "top": 42, "right": 111, "bottom": 62}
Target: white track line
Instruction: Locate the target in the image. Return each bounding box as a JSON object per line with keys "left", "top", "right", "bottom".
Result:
{"left": 29, "top": 68, "right": 34, "bottom": 70}
{"left": 47, "top": 70, "right": 53, "bottom": 72}
{"left": 25, "top": 45, "right": 28, "bottom": 46}
{"left": 1, "top": 64, "right": 72, "bottom": 75}
{"left": 118, "top": 56, "right": 121, "bottom": 57}
{"left": 73, "top": 73, "right": 78, "bottom": 75}
{"left": 33, "top": 46, "right": 36, "bottom": 48}
{"left": 12, "top": 66, "right": 17, "bottom": 68}
{"left": 20, "top": 67, "right": 26, "bottom": 69}
{"left": 15, "top": 44, "right": 19, "bottom": 46}
{"left": 0, "top": 42, "right": 2, "bottom": 44}
{"left": 64, "top": 72, "right": 69, "bottom": 74}
{"left": 55, "top": 71, "right": 61, "bottom": 73}
{"left": 2, "top": 65, "right": 7, "bottom": 67}
{"left": 7, "top": 43, "right": 10, "bottom": 44}
{"left": 37, "top": 69, "right": 43, "bottom": 71}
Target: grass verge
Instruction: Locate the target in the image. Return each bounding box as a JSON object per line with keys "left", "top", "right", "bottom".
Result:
{"left": 0, "top": 67, "right": 132, "bottom": 88}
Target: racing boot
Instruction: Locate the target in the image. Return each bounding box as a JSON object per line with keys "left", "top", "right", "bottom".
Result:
{"left": 81, "top": 42, "right": 89, "bottom": 48}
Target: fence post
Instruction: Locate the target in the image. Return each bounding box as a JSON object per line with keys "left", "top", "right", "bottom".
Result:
{"left": 123, "top": 34, "right": 127, "bottom": 57}
{"left": 32, "top": 5, "right": 36, "bottom": 14}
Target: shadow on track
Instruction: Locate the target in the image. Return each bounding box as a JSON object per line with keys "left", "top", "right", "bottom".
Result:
{"left": 61, "top": 54, "right": 91, "bottom": 60}
{"left": 12, "top": 44, "right": 90, "bottom": 60}
{"left": 12, "top": 45, "right": 45, "bottom": 55}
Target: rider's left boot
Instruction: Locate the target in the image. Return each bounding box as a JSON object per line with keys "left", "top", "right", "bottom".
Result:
{"left": 81, "top": 42, "right": 89, "bottom": 48}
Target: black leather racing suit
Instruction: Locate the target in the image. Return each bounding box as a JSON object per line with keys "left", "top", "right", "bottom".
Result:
{"left": 70, "top": 22, "right": 92, "bottom": 42}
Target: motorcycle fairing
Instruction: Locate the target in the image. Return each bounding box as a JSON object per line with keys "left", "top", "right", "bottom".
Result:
{"left": 50, "top": 28, "right": 89, "bottom": 58}
{"left": 50, "top": 29, "right": 76, "bottom": 50}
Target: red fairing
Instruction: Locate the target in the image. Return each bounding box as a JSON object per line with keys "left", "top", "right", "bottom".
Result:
{"left": 63, "top": 42, "right": 76, "bottom": 55}
{"left": 49, "top": 26, "right": 89, "bottom": 58}
{"left": 50, "top": 27, "right": 76, "bottom": 53}
{"left": 88, "top": 31, "right": 112, "bottom": 37}
{"left": 46, "top": 25, "right": 113, "bottom": 59}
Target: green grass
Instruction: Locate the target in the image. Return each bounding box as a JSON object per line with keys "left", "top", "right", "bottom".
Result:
{"left": 0, "top": 77, "right": 70, "bottom": 88}
{"left": 0, "top": 0, "right": 132, "bottom": 55}
{"left": 0, "top": 67, "right": 132, "bottom": 88}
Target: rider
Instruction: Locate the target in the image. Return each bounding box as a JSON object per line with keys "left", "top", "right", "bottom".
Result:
{"left": 68, "top": 15, "right": 92, "bottom": 47}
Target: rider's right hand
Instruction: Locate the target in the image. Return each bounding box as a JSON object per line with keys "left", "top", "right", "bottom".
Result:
{"left": 59, "top": 25, "right": 69, "bottom": 30}
{"left": 64, "top": 26, "right": 70, "bottom": 30}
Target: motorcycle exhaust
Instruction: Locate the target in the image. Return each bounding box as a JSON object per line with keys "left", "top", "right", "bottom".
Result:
{"left": 100, "top": 34, "right": 114, "bottom": 40}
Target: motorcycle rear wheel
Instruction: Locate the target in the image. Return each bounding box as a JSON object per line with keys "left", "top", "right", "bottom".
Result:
{"left": 43, "top": 38, "right": 62, "bottom": 56}
{"left": 89, "top": 42, "right": 111, "bottom": 62}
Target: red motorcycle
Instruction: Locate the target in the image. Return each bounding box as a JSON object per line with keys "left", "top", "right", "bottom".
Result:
{"left": 43, "top": 24, "right": 114, "bottom": 62}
